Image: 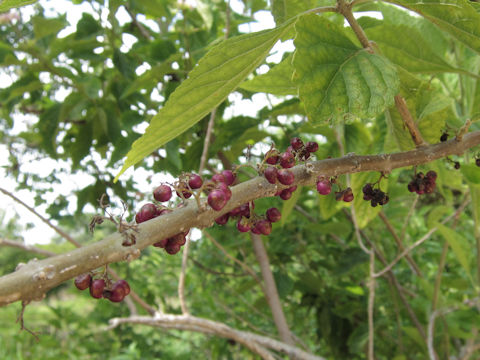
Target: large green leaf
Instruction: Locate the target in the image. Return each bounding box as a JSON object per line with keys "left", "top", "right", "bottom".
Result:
{"left": 239, "top": 53, "right": 297, "bottom": 95}
{"left": 115, "top": 20, "right": 295, "bottom": 181}
{"left": 0, "top": 0, "right": 36, "bottom": 12}
{"left": 293, "top": 14, "right": 399, "bottom": 124}
{"left": 386, "top": 0, "right": 480, "bottom": 54}
{"left": 365, "top": 24, "right": 466, "bottom": 75}
{"left": 271, "top": 0, "right": 316, "bottom": 25}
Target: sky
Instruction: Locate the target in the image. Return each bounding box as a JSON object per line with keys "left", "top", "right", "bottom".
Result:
{"left": 0, "top": 0, "right": 383, "bottom": 245}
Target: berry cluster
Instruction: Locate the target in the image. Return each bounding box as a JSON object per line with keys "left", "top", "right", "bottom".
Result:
{"left": 407, "top": 171, "right": 437, "bottom": 195}
{"left": 216, "top": 201, "right": 281, "bottom": 236}
{"left": 74, "top": 273, "right": 131, "bottom": 303}
{"left": 362, "top": 183, "right": 389, "bottom": 207}
{"left": 263, "top": 137, "right": 318, "bottom": 201}
{"left": 316, "top": 176, "right": 354, "bottom": 202}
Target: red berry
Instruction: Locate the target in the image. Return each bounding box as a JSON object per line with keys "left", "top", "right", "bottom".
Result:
{"left": 264, "top": 167, "right": 278, "bottom": 184}
{"left": 89, "top": 279, "right": 105, "bottom": 299}
{"left": 279, "top": 152, "right": 295, "bottom": 169}
{"left": 135, "top": 203, "right": 158, "bottom": 224}
{"left": 165, "top": 242, "right": 182, "bottom": 255}
{"left": 211, "top": 173, "right": 226, "bottom": 183}
{"left": 236, "top": 219, "right": 251, "bottom": 232}
{"left": 176, "top": 186, "right": 192, "bottom": 199}
{"left": 153, "top": 184, "right": 172, "bottom": 202}
{"left": 116, "top": 280, "right": 130, "bottom": 296}
{"left": 305, "top": 141, "right": 319, "bottom": 153}
{"left": 107, "top": 281, "right": 127, "bottom": 302}
{"left": 426, "top": 170, "right": 437, "bottom": 180}
{"left": 153, "top": 238, "right": 169, "bottom": 248}
{"left": 316, "top": 179, "right": 331, "bottom": 195}
{"left": 221, "top": 170, "right": 236, "bottom": 186}
{"left": 215, "top": 213, "right": 230, "bottom": 225}
{"left": 74, "top": 273, "right": 92, "bottom": 291}
{"left": 208, "top": 190, "right": 227, "bottom": 211}
{"left": 188, "top": 174, "right": 203, "bottom": 189}
{"left": 254, "top": 220, "right": 272, "bottom": 235}
{"left": 168, "top": 233, "right": 187, "bottom": 246}
{"left": 277, "top": 169, "right": 295, "bottom": 185}
{"left": 266, "top": 155, "right": 279, "bottom": 165}
{"left": 279, "top": 189, "right": 293, "bottom": 200}
{"left": 290, "top": 137, "right": 304, "bottom": 151}
{"left": 266, "top": 208, "right": 281, "bottom": 223}
{"left": 343, "top": 188, "right": 354, "bottom": 202}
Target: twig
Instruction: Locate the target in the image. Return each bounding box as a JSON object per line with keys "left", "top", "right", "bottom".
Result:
{"left": 251, "top": 233, "right": 295, "bottom": 346}
{"left": 190, "top": 258, "right": 247, "bottom": 277}
{"left": 203, "top": 230, "right": 262, "bottom": 285}
{"left": 16, "top": 300, "right": 39, "bottom": 341}
{"left": 124, "top": 5, "right": 151, "bottom": 39}
{"left": 0, "top": 238, "right": 56, "bottom": 257}
{"left": 368, "top": 250, "right": 375, "bottom": 360}
{"left": 0, "top": 187, "right": 82, "bottom": 248}
{"left": 336, "top": 0, "right": 370, "bottom": 49}
{"left": 373, "top": 197, "right": 470, "bottom": 278}
{"left": 401, "top": 196, "right": 418, "bottom": 240}
{"left": 108, "top": 314, "right": 326, "bottom": 360}
{"left": 394, "top": 95, "right": 428, "bottom": 147}
{"left": 378, "top": 211, "right": 423, "bottom": 277}
{"left": 456, "top": 119, "right": 472, "bottom": 142}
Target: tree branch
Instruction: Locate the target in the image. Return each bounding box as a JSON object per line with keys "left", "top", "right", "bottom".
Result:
{"left": 0, "top": 132, "right": 479, "bottom": 307}
{"left": 107, "top": 314, "right": 326, "bottom": 360}
{"left": 251, "top": 233, "right": 294, "bottom": 346}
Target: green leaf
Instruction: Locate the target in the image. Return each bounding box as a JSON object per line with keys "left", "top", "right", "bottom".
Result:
{"left": 271, "top": 0, "right": 316, "bottom": 25}
{"left": 0, "top": 0, "right": 36, "bottom": 12}
{"left": 365, "top": 24, "right": 464, "bottom": 75}
{"left": 115, "top": 20, "right": 295, "bottom": 181}
{"left": 385, "top": 0, "right": 480, "bottom": 54}
{"left": 461, "top": 164, "right": 480, "bottom": 184}
{"left": 239, "top": 53, "right": 297, "bottom": 95}
{"left": 293, "top": 14, "right": 399, "bottom": 124}
{"left": 32, "top": 16, "right": 67, "bottom": 39}
{"left": 281, "top": 186, "right": 302, "bottom": 226}
{"left": 318, "top": 190, "right": 343, "bottom": 220}
{"left": 436, "top": 223, "right": 472, "bottom": 279}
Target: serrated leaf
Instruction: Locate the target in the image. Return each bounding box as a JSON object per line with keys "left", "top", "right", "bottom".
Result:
{"left": 351, "top": 172, "right": 388, "bottom": 228}
{"left": 386, "top": 0, "right": 480, "bottom": 54}
{"left": 365, "top": 24, "right": 462, "bottom": 75}
{"left": 115, "top": 20, "right": 295, "bottom": 181}
{"left": 271, "top": 0, "right": 316, "bottom": 25}
{"left": 239, "top": 53, "right": 297, "bottom": 95}
{"left": 436, "top": 223, "right": 472, "bottom": 279}
{"left": 293, "top": 14, "right": 399, "bottom": 124}
{"left": 281, "top": 186, "right": 302, "bottom": 226}
{"left": 0, "top": 0, "right": 36, "bottom": 12}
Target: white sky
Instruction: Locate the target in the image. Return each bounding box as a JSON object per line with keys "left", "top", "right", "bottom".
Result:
{"left": 0, "top": 0, "right": 382, "bottom": 245}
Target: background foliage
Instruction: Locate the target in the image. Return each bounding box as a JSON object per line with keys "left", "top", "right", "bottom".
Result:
{"left": 0, "top": 0, "right": 480, "bottom": 359}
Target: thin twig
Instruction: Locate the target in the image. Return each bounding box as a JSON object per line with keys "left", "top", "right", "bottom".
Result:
{"left": 0, "top": 187, "right": 82, "bottom": 248}
{"left": 394, "top": 95, "right": 428, "bottom": 147}
{"left": 378, "top": 211, "right": 423, "bottom": 277}
{"left": 336, "top": 0, "right": 370, "bottom": 49}
{"left": 401, "top": 196, "right": 418, "bottom": 240}
{"left": 0, "top": 238, "right": 56, "bottom": 257}
{"left": 203, "top": 230, "right": 262, "bottom": 286}
{"left": 124, "top": 5, "right": 151, "bottom": 39}
{"left": 190, "top": 258, "right": 247, "bottom": 277}
{"left": 251, "top": 233, "right": 294, "bottom": 346}
{"left": 374, "top": 197, "right": 470, "bottom": 278}
{"left": 368, "top": 250, "right": 375, "bottom": 360}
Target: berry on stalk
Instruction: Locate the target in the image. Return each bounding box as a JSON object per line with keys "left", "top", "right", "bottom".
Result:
{"left": 264, "top": 167, "right": 278, "bottom": 184}
{"left": 266, "top": 208, "right": 281, "bottom": 223}
{"left": 316, "top": 177, "right": 331, "bottom": 195}
{"left": 221, "top": 170, "right": 236, "bottom": 186}
{"left": 236, "top": 219, "right": 251, "bottom": 232}
{"left": 290, "top": 137, "right": 304, "bottom": 150}
{"left": 153, "top": 184, "right": 172, "bottom": 202}
{"left": 279, "top": 152, "right": 296, "bottom": 169}
{"left": 305, "top": 141, "right": 319, "bottom": 153}
{"left": 188, "top": 174, "right": 203, "bottom": 189}
{"left": 253, "top": 220, "right": 272, "bottom": 235}
{"left": 277, "top": 169, "right": 295, "bottom": 185}
{"left": 208, "top": 189, "right": 227, "bottom": 211}
{"left": 89, "top": 279, "right": 106, "bottom": 299}
{"left": 74, "top": 274, "right": 92, "bottom": 291}
{"left": 135, "top": 203, "right": 158, "bottom": 224}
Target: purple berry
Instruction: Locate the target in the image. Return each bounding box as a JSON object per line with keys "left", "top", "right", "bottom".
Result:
{"left": 343, "top": 188, "right": 354, "bottom": 202}
{"left": 188, "top": 174, "right": 203, "bottom": 189}
{"left": 426, "top": 170, "right": 437, "bottom": 180}
{"left": 215, "top": 213, "right": 230, "bottom": 225}
{"left": 290, "top": 137, "right": 304, "bottom": 151}
{"left": 476, "top": 158, "right": 480, "bottom": 167}
{"left": 116, "top": 279, "right": 130, "bottom": 296}
{"left": 266, "top": 154, "right": 279, "bottom": 165}
{"left": 153, "top": 184, "right": 172, "bottom": 202}
{"left": 277, "top": 169, "right": 295, "bottom": 185}
{"left": 236, "top": 219, "right": 251, "bottom": 232}
{"left": 264, "top": 167, "right": 278, "bottom": 184}
{"left": 221, "top": 170, "right": 236, "bottom": 186}
{"left": 135, "top": 203, "right": 158, "bottom": 224}
{"left": 305, "top": 141, "right": 319, "bottom": 153}
{"left": 208, "top": 190, "right": 227, "bottom": 211}
{"left": 107, "top": 281, "right": 127, "bottom": 302}
{"left": 153, "top": 238, "right": 169, "bottom": 248}
{"left": 211, "top": 173, "right": 226, "bottom": 183}
{"left": 89, "top": 279, "right": 106, "bottom": 299}
{"left": 165, "top": 242, "right": 182, "bottom": 255}
{"left": 74, "top": 274, "right": 92, "bottom": 291}
{"left": 216, "top": 182, "right": 232, "bottom": 201}
{"left": 168, "top": 233, "right": 187, "bottom": 246}
{"left": 266, "top": 208, "right": 281, "bottom": 223}
{"left": 279, "top": 152, "right": 296, "bottom": 169}
{"left": 316, "top": 179, "right": 331, "bottom": 195}
{"left": 254, "top": 220, "right": 272, "bottom": 235}
{"left": 279, "top": 189, "right": 293, "bottom": 200}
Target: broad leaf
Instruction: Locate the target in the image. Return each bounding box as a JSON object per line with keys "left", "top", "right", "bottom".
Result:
{"left": 271, "top": 0, "right": 316, "bottom": 25}
{"left": 386, "top": 0, "right": 480, "bottom": 54}
{"left": 239, "top": 53, "right": 297, "bottom": 95}
{"left": 0, "top": 0, "right": 36, "bottom": 12}
{"left": 281, "top": 186, "right": 302, "bottom": 226}
{"left": 436, "top": 223, "right": 472, "bottom": 279}
{"left": 115, "top": 20, "right": 295, "bottom": 180}
{"left": 293, "top": 14, "right": 399, "bottom": 124}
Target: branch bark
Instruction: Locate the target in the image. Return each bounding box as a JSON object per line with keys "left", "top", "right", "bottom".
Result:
{"left": 0, "top": 132, "right": 479, "bottom": 307}
{"left": 108, "top": 314, "right": 326, "bottom": 360}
